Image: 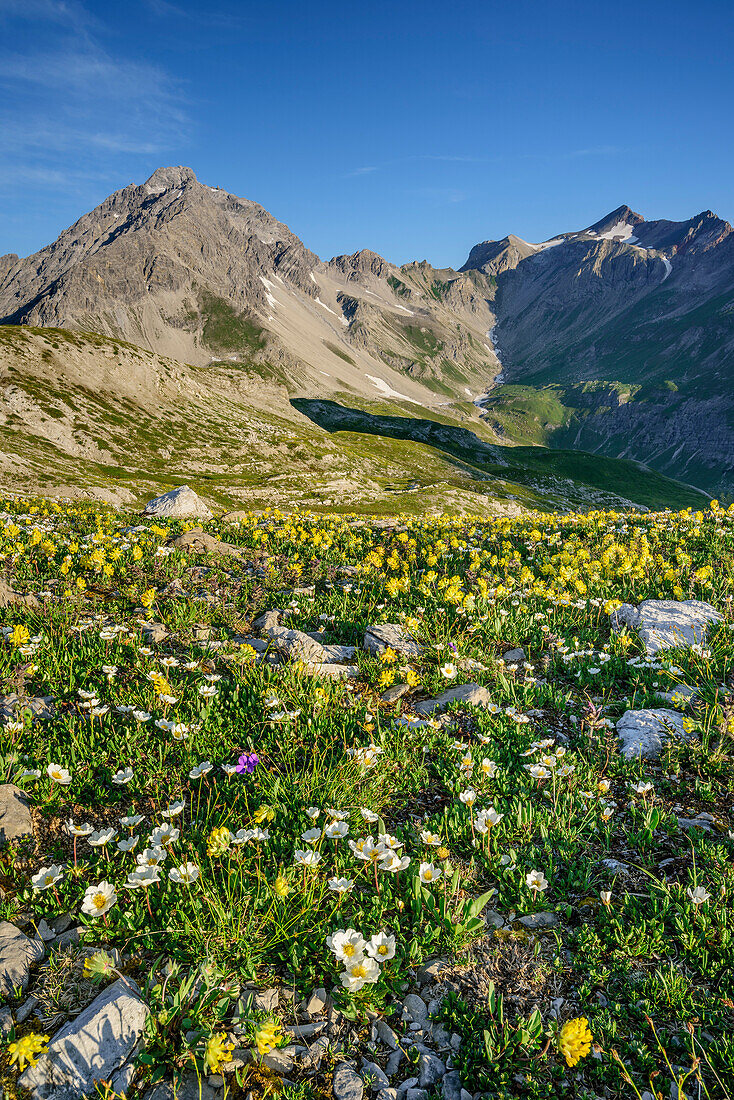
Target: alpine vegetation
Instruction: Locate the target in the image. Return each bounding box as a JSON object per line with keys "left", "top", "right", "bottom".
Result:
{"left": 0, "top": 496, "right": 732, "bottom": 1098}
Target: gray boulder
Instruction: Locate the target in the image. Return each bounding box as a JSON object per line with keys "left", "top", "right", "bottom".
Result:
{"left": 413, "top": 683, "right": 491, "bottom": 716}
{"left": 0, "top": 576, "right": 39, "bottom": 610}
{"left": 168, "top": 527, "right": 241, "bottom": 559}
{"left": 364, "top": 624, "right": 422, "bottom": 657}
{"left": 19, "top": 977, "right": 149, "bottom": 1099}
{"left": 143, "top": 485, "right": 213, "bottom": 520}
{"left": 502, "top": 648, "right": 526, "bottom": 664}
{"left": 616, "top": 708, "right": 692, "bottom": 759}
{"left": 0, "top": 921, "right": 44, "bottom": 997}
{"left": 0, "top": 784, "right": 33, "bottom": 846}
{"left": 612, "top": 599, "right": 722, "bottom": 655}
{"left": 255, "top": 610, "right": 328, "bottom": 663}
{"left": 334, "top": 1063, "right": 365, "bottom": 1100}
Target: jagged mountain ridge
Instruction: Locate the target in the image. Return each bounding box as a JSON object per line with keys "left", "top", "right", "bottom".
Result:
{"left": 460, "top": 203, "right": 734, "bottom": 496}
{"left": 0, "top": 167, "right": 499, "bottom": 407}
{"left": 0, "top": 167, "right": 732, "bottom": 497}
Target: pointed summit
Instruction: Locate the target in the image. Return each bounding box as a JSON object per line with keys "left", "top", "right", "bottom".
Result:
{"left": 585, "top": 205, "right": 644, "bottom": 236}
{"left": 143, "top": 166, "right": 198, "bottom": 190}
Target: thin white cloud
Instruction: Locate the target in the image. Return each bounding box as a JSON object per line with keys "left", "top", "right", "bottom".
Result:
{"left": 0, "top": 0, "right": 190, "bottom": 198}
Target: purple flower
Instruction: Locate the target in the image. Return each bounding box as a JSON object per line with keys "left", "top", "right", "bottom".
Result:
{"left": 236, "top": 752, "right": 259, "bottom": 775}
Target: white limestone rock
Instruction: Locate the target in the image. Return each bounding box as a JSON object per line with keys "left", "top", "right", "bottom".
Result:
{"left": 413, "top": 683, "right": 491, "bottom": 716}
{"left": 143, "top": 485, "right": 213, "bottom": 519}
{"left": 19, "top": 977, "right": 149, "bottom": 1099}
{"left": 364, "top": 624, "right": 422, "bottom": 657}
{"left": 612, "top": 599, "right": 722, "bottom": 656}
{"left": 616, "top": 708, "right": 692, "bottom": 760}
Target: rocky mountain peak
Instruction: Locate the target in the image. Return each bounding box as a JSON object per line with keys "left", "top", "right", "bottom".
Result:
{"left": 585, "top": 205, "right": 645, "bottom": 236}
{"left": 143, "top": 165, "right": 198, "bottom": 191}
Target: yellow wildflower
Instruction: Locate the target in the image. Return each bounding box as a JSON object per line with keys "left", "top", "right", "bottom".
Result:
{"left": 255, "top": 1020, "right": 283, "bottom": 1056}
{"left": 205, "top": 1031, "right": 234, "bottom": 1073}
{"left": 559, "top": 1017, "right": 592, "bottom": 1067}
{"left": 8, "top": 624, "right": 30, "bottom": 647}
{"left": 7, "top": 1032, "right": 50, "bottom": 1070}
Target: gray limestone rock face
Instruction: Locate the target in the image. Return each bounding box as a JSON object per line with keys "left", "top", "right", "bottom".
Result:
{"left": 268, "top": 626, "right": 328, "bottom": 664}
{"left": 254, "top": 611, "right": 328, "bottom": 663}
{"left": 616, "top": 708, "right": 691, "bottom": 760}
{"left": 19, "top": 977, "right": 149, "bottom": 1099}
{"left": 143, "top": 486, "right": 213, "bottom": 520}
{"left": 0, "top": 921, "right": 44, "bottom": 997}
{"left": 413, "top": 684, "right": 491, "bottom": 716}
{"left": 612, "top": 599, "right": 722, "bottom": 655}
{"left": 305, "top": 662, "right": 359, "bottom": 679}
{"left": 0, "top": 784, "right": 33, "bottom": 845}
{"left": 364, "top": 624, "right": 422, "bottom": 657}
{"left": 0, "top": 695, "right": 55, "bottom": 722}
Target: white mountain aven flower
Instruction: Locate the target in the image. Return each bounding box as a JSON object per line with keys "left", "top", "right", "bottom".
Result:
{"left": 328, "top": 927, "right": 366, "bottom": 963}
{"left": 47, "top": 763, "right": 72, "bottom": 785}
{"left": 82, "top": 881, "right": 117, "bottom": 917}
{"left": 366, "top": 932, "right": 396, "bottom": 962}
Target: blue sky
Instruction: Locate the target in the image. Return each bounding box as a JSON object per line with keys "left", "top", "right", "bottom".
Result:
{"left": 1, "top": 0, "right": 732, "bottom": 267}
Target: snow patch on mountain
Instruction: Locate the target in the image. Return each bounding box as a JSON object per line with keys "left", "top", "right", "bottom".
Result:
{"left": 366, "top": 375, "right": 424, "bottom": 405}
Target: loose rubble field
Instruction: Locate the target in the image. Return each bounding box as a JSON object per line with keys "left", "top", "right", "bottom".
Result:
{"left": 0, "top": 497, "right": 733, "bottom": 1100}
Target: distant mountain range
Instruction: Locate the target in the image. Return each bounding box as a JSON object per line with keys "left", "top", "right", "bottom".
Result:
{"left": 0, "top": 166, "right": 729, "bottom": 510}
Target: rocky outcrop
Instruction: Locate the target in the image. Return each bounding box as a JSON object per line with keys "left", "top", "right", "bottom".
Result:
{"left": 616, "top": 708, "right": 692, "bottom": 759}
{"left": 143, "top": 486, "right": 213, "bottom": 519}
{"left": 19, "top": 978, "right": 149, "bottom": 1099}
{"left": 612, "top": 599, "right": 722, "bottom": 655}
{"left": 0, "top": 784, "right": 33, "bottom": 846}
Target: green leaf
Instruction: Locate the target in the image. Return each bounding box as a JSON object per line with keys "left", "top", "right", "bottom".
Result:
{"left": 467, "top": 889, "right": 496, "bottom": 920}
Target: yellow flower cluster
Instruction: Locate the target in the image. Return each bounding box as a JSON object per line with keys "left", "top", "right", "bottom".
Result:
{"left": 559, "top": 1017, "right": 592, "bottom": 1067}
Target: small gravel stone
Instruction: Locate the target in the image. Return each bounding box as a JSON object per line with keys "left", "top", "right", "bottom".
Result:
{"left": 442, "top": 1071, "right": 462, "bottom": 1100}
{"left": 375, "top": 1018, "right": 400, "bottom": 1050}
{"left": 402, "top": 994, "right": 428, "bottom": 1024}
{"left": 0, "top": 1004, "right": 13, "bottom": 1036}
{"left": 416, "top": 958, "right": 449, "bottom": 986}
{"left": 376, "top": 1090, "right": 398, "bottom": 1100}
{"left": 418, "top": 1052, "right": 446, "bottom": 1087}
{"left": 396, "top": 1079, "right": 419, "bottom": 1095}
{"left": 254, "top": 987, "right": 279, "bottom": 1012}
{"left": 362, "top": 1061, "right": 390, "bottom": 1090}
{"left": 0, "top": 921, "right": 44, "bottom": 998}
{"left": 263, "top": 1046, "right": 297, "bottom": 1072}
{"left": 0, "top": 784, "right": 33, "bottom": 846}
{"left": 406, "top": 1089, "right": 429, "bottom": 1100}
{"left": 518, "top": 911, "right": 559, "bottom": 930}
{"left": 305, "top": 987, "right": 329, "bottom": 1017}
{"left": 304, "top": 1035, "right": 330, "bottom": 1069}
{"left": 286, "top": 1021, "right": 327, "bottom": 1040}
{"left": 385, "top": 1050, "right": 404, "bottom": 1076}
{"left": 16, "top": 995, "right": 38, "bottom": 1023}
{"left": 381, "top": 684, "right": 412, "bottom": 703}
